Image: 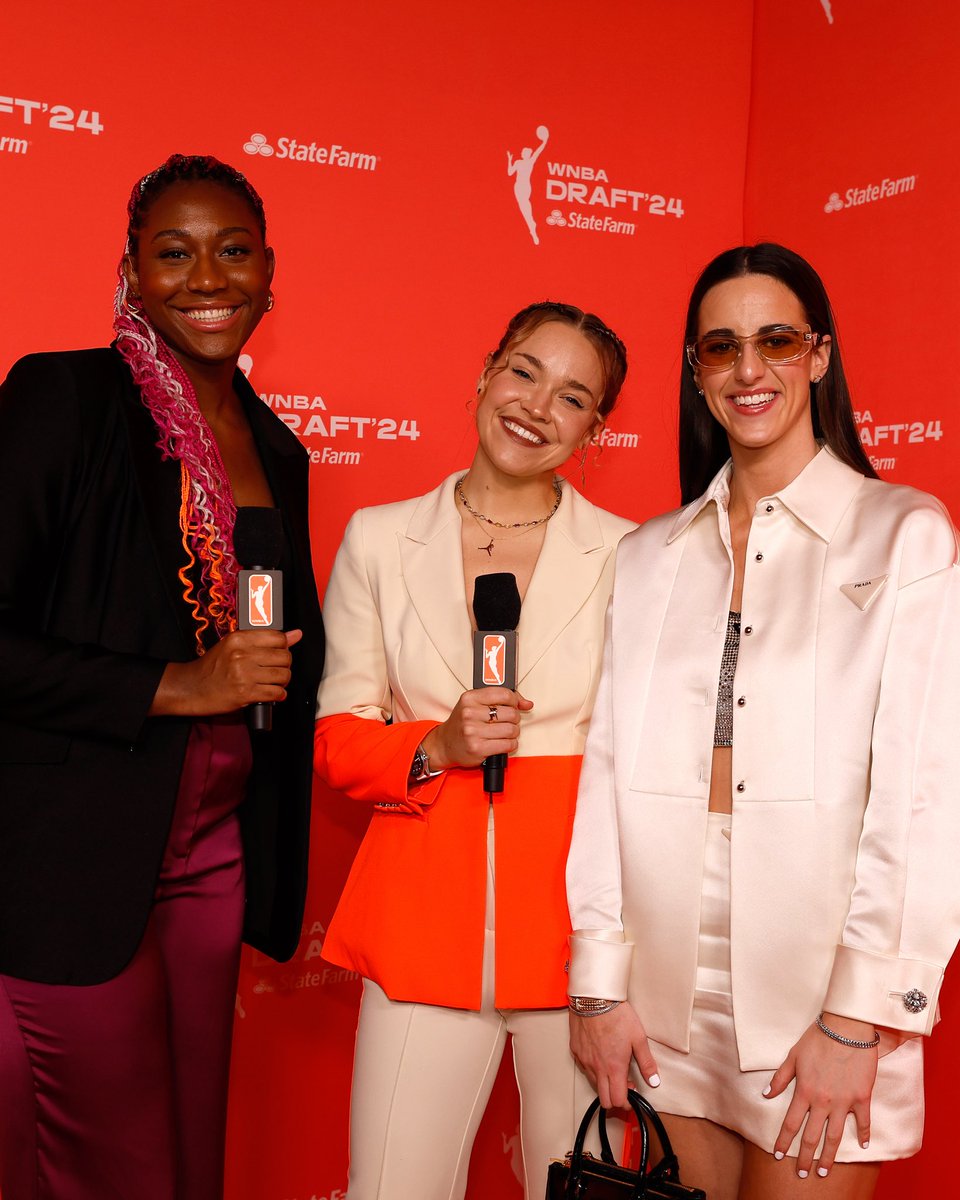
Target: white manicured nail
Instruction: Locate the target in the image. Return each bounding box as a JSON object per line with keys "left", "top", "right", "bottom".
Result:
{"left": 798, "top": 1169, "right": 808, "bottom": 1178}
{"left": 648, "top": 1073, "right": 661, "bottom": 1087}
{"left": 818, "top": 1167, "right": 829, "bottom": 1177}
{"left": 762, "top": 1084, "right": 771, "bottom": 1096}
{"left": 774, "top": 1151, "right": 784, "bottom": 1160}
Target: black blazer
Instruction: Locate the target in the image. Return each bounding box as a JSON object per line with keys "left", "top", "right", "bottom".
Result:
{"left": 0, "top": 348, "right": 324, "bottom": 984}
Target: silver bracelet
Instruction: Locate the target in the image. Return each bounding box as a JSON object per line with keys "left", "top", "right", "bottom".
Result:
{"left": 816, "top": 1012, "right": 880, "bottom": 1049}
{"left": 568, "top": 996, "right": 622, "bottom": 1018}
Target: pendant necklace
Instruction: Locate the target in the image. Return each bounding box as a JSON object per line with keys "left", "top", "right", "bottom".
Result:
{"left": 456, "top": 477, "right": 562, "bottom": 556}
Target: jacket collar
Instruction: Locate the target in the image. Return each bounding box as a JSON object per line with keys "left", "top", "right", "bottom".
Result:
{"left": 667, "top": 447, "right": 865, "bottom": 545}
{"left": 401, "top": 472, "right": 615, "bottom": 690}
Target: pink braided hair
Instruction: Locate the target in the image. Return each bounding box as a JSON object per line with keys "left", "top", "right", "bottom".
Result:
{"left": 113, "top": 272, "right": 238, "bottom": 652}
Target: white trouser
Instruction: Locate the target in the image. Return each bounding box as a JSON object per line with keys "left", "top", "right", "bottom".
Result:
{"left": 345, "top": 808, "right": 597, "bottom": 1199}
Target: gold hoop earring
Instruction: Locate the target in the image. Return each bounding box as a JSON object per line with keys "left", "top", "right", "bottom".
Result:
{"left": 266, "top": 291, "right": 275, "bottom": 312}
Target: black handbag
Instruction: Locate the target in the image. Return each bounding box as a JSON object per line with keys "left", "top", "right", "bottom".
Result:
{"left": 546, "top": 1089, "right": 707, "bottom": 1198}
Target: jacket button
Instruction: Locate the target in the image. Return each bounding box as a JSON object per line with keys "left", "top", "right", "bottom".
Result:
{"left": 737, "top": 696, "right": 746, "bottom": 706}
{"left": 736, "top": 781, "right": 746, "bottom": 792}
{"left": 744, "top": 625, "right": 753, "bottom": 635}
{"left": 765, "top": 504, "right": 774, "bottom": 513}
{"left": 755, "top": 553, "right": 764, "bottom": 562}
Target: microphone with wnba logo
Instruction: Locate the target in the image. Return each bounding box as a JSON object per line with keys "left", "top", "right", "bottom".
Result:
{"left": 472, "top": 572, "right": 521, "bottom": 796}
{"left": 234, "top": 506, "right": 285, "bottom": 733}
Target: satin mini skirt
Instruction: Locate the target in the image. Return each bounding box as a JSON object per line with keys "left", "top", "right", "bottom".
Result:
{"left": 632, "top": 813, "right": 924, "bottom": 1161}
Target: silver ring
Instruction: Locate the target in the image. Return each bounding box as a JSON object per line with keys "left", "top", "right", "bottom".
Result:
{"left": 487, "top": 705, "right": 498, "bottom": 722}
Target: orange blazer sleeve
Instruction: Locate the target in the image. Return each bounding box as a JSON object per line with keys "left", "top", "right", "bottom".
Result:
{"left": 314, "top": 714, "right": 443, "bottom": 815}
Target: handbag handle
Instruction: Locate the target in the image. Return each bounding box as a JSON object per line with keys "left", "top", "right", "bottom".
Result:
{"left": 597, "top": 1090, "right": 684, "bottom": 1185}
{"left": 567, "top": 1090, "right": 651, "bottom": 1198}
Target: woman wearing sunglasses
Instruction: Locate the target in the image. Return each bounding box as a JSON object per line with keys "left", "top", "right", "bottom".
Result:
{"left": 566, "top": 243, "right": 960, "bottom": 1198}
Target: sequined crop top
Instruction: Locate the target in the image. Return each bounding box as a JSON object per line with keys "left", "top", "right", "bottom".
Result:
{"left": 713, "top": 610, "right": 741, "bottom": 747}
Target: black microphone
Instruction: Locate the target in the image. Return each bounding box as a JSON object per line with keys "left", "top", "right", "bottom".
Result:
{"left": 472, "top": 572, "right": 521, "bottom": 795}
{"left": 234, "top": 506, "right": 285, "bottom": 733}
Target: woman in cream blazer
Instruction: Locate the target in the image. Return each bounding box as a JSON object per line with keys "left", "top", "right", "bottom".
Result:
{"left": 315, "top": 303, "right": 635, "bottom": 1199}
{"left": 567, "top": 245, "right": 960, "bottom": 1199}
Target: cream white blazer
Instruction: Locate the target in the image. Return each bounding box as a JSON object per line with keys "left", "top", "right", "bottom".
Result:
{"left": 566, "top": 448, "right": 960, "bottom": 1069}
{"left": 317, "top": 471, "right": 636, "bottom": 756}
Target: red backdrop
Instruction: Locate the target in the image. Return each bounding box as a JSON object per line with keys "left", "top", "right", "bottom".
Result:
{"left": 2, "top": 2, "right": 956, "bottom": 1195}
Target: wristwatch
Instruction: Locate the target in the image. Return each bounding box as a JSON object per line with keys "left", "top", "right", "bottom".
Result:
{"left": 409, "top": 743, "right": 433, "bottom": 783}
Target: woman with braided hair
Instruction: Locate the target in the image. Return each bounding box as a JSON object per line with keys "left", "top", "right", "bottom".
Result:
{"left": 0, "top": 154, "right": 324, "bottom": 1199}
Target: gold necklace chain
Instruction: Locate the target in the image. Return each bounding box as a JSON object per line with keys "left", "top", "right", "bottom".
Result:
{"left": 455, "top": 477, "right": 562, "bottom": 529}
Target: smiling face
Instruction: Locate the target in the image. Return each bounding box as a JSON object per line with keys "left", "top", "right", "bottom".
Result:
{"left": 122, "top": 179, "right": 275, "bottom": 381}
{"left": 694, "top": 273, "right": 831, "bottom": 472}
{"left": 474, "top": 320, "right": 604, "bottom": 481}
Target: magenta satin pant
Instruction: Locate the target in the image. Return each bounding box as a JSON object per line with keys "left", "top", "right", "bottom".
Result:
{"left": 0, "top": 718, "right": 250, "bottom": 1200}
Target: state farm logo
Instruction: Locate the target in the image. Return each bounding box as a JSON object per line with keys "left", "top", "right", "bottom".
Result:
{"left": 244, "top": 132, "right": 274, "bottom": 157}
{"left": 1, "top": 133, "right": 27, "bottom": 156}
{"left": 242, "top": 131, "right": 378, "bottom": 171}
{"left": 824, "top": 172, "right": 917, "bottom": 214}
{"left": 237, "top": 919, "right": 359, "bottom": 1012}
{"left": 505, "top": 123, "right": 684, "bottom": 245}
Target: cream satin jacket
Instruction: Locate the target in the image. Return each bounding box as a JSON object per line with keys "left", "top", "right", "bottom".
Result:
{"left": 566, "top": 448, "right": 960, "bottom": 1069}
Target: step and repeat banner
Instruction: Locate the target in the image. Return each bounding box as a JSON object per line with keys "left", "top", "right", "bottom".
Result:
{"left": 2, "top": 2, "right": 957, "bottom": 1196}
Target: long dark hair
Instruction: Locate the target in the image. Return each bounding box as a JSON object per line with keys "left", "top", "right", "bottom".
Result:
{"left": 678, "top": 243, "right": 876, "bottom": 503}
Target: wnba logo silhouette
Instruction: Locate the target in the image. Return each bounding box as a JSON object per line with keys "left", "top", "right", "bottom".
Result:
{"left": 247, "top": 574, "right": 274, "bottom": 627}
{"left": 507, "top": 125, "right": 549, "bottom": 244}
{"left": 482, "top": 635, "right": 507, "bottom": 685}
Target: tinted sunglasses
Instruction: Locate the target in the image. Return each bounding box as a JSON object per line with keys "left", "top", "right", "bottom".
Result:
{"left": 686, "top": 324, "right": 821, "bottom": 371}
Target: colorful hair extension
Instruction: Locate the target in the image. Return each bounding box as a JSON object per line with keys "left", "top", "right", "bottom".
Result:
{"left": 114, "top": 271, "right": 238, "bottom": 653}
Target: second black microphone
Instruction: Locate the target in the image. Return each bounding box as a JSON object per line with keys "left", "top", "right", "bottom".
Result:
{"left": 472, "top": 572, "right": 521, "bottom": 795}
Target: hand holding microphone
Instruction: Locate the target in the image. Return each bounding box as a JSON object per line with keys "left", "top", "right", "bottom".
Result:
{"left": 149, "top": 507, "right": 301, "bottom": 722}
{"left": 420, "top": 573, "right": 531, "bottom": 793}
{"left": 422, "top": 686, "right": 532, "bottom": 773}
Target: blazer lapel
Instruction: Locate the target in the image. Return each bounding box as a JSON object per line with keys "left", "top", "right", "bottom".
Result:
{"left": 518, "top": 485, "right": 612, "bottom": 682}
{"left": 399, "top": 476, "right": 614, "bottom": 692}
{"left": 400, "top": 475, "right": 474, "bottom": 691}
